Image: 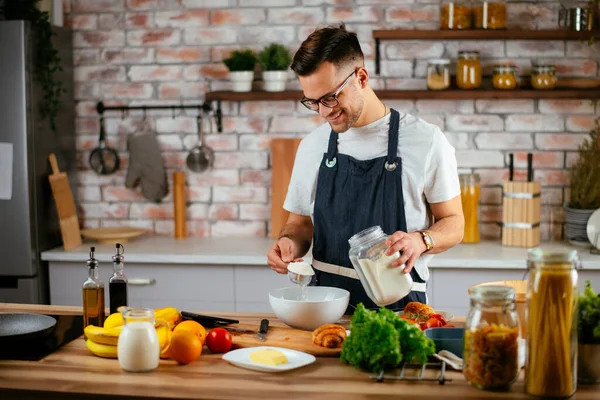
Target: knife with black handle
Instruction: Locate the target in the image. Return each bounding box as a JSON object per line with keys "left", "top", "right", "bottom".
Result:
{"left": 257, "top": 318, "right": 269, "bottom": 342}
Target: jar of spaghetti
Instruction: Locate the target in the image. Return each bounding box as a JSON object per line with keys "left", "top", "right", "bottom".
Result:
{"left": 464, "top": 285, "right": 520, "bottom": 390}
{"left": 525, "top": 249, "right": 579, "bottom": 398}
{"left": 460, "top": 173, "right": 480, "bottom": 243}
{"left": 493, "top": 65, "right": 518, "bottom": 89}
{"left": 531, "top": 64, "right": 556, "bottom": 90}
{"left": 440, "top": 0, "right": 472, "bottom": 30}
{"left": 474, "top": 0, "right": 507, "bottom": 29}
{"left": 456, "top": 51, "right": 482, "bottom": 89}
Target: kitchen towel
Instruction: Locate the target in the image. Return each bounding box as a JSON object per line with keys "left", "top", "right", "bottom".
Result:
{"left": 125, "top": 124, "right": 169, "bottom": 203}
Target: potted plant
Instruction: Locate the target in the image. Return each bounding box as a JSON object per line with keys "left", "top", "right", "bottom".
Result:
{"left": 223, "top": 49, "right": 257, "bottom": 93}
{"left": 565, "top": 119, "right": 600, "bottom": 246}
{"left": 258, "top": 43, "right": 292, "bottom": 92}
{"left": 578, "top": 280, "right": 600, "bottom": 383}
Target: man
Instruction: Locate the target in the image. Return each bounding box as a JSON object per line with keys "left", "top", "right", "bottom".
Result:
{"left": 266, "top": 24, "right": 464, "bottom": 314}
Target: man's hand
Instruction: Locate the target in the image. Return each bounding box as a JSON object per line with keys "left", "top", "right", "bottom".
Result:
{"left": 267, "top": 237, "right": 303, "bottom": 274}
{"left": 384, "top": 231, "right": 427, "bottom": 274}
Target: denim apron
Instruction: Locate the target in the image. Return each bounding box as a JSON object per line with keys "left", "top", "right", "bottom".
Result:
{"left": 311, "top": 109, "right": 427, "bottom": 315}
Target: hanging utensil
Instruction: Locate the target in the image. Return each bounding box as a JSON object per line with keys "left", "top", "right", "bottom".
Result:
{"left": 185, "top": 114, "right": 214, "bottom": 173}
{"left": 89, "top": 116, "right": 120, "bottom": 175}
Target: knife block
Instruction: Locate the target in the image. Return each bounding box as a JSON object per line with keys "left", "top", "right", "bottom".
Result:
{"left": 502, "top": 181, "right": 541, "bottom": 248}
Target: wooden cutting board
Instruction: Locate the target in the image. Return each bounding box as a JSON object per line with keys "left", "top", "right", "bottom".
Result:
{"left": 81, "top": 226, "right": 146, "bottom": 244}
{"left": 270, "top": 138, "right": 302, "bottom": 239}
{"left": 48, "top": 153, "right": 82, "bottom": 250}
{"left": 229, "top": 324, "right": 342, "bottom": 357}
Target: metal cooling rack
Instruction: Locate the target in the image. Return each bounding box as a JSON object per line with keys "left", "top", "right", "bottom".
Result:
{"left": 370, "top": 360, "right": 451, "bottom": 385}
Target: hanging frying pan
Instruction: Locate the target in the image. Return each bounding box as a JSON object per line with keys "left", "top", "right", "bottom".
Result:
{"left": 89, "top": 115, "right": 120, "bottom": 175}
{"left": 0, "top": 313, "right": 57, "bottom": 345}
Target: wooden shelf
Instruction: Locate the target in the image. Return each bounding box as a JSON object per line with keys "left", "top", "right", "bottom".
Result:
{"left": 372, "top": 29, "right": 595, "bottom": 41}
{"left": 206, "top": 89, "right": 600, "bottom": 102}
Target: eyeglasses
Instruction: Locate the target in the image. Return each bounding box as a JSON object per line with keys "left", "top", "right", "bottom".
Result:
{"left": 300, "top": 70, "right": 356, "bottom": 111}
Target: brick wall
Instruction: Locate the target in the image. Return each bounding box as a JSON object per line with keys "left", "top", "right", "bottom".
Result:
{"left": 65, "top": 0, "right": 600, "bottom": 239}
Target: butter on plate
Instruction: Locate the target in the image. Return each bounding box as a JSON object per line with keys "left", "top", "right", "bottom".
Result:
{"left": 250, "top": 348, "right": 288, "bottom": 366}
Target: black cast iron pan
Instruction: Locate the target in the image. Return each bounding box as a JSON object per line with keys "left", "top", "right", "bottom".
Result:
{"left": 0, "top": 313, "right": 57, "bottom": 344}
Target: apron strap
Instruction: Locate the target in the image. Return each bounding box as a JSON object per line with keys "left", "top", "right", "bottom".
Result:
{"left": 325, "top": 130, "right": 338, "bottom": 167}
{"left": 312, "top": 259, "right": 427, "bottom": 292}
{"left": 385, "top": 109, "right": 400, "bottom": 171}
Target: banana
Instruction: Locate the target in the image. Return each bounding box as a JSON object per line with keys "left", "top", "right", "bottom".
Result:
{"left": 84, "top": 325, "right": 122, "bottom": 346}
{"left": 104, "top": 312, "right": 124, "bottom": 329}
{"left": 85, "top": 339, "right": 118, "bottom": 359}
{"left": 154, "top": 307, "right": 181, "bottom": 329}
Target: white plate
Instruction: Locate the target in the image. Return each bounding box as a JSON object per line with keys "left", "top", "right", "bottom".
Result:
{"left": 222, "top": 346, "right": 316, "bottom": 373}
{"left": 586, "top": 208, "right": 600, "bottom": 248}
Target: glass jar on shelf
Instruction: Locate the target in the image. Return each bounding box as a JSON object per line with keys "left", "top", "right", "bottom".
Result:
{"left": 456, "top": 51, "right": 482, "bottom": 89}
{"left": 492, "top": 65, "right": 519, "bottom": 89}
{"left": 463, "top": 285, "right": 520, "bottom": 391}
{"left": 440, "top": 0, "right": 473, "bottom": 30}
{"left": 525, "top": 249, "right": 579, "bottom": 398}
{"left": 531, "top": 64, "right": 556, "bottom": 90}
{"left": 474, "top": 0, "right": 507, "bottom": 29}
{"left": 460, "top": 173, "right": 480, "bottom": 243}
{"left": 427, "top": 59, "right": 451, "bottom": 90}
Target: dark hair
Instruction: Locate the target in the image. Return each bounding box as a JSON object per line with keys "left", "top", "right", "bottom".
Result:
{"left": 291, "top": 23, "right": 364, "bottom": 76}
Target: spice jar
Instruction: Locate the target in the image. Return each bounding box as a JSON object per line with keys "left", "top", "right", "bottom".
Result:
{"left": 427, "top": 59, "right": 451, "bottom": 90}
{"left": 456, "top": 51, "right": 482, "bottom": 89}
{"left": 474, "top": 0, "right": 507, "bottom": 29}
{"left": 460, "top": 173, "right": 480, "bottom": 243}
{"left": 348, "top": 226, "right": 413, "bottom": 306}
{"left": 531, "top": 64, "right": 556, "bottom": 90}
{"left": 493, "top": 65, "right": 519, "bottom": 89}
{"left": 440, "top": 0, "right": 473, "bottom": 30}
{"left": 464, "top": 286, "right": 520, "bottom": 390}
{"left": 525, "top": 249, "right": 579, "bottom": 398}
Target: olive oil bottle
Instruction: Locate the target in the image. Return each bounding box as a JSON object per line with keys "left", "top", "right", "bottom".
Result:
{"left": 82, "top": 247, "right": 105, "bottom": 329}
{"left": 109, "top": 243, "right": 128, "bottom": 314}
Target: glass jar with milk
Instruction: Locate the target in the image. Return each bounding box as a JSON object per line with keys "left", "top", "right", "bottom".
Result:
{"left": 117, "top": 307, "right": 169, "bottom": 372}
{"left": 348, "top": 226, "right": 413, "bottom": 306}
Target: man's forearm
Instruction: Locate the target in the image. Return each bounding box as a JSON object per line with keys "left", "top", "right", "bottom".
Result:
{"left": 279, "top": 223, "right": 313, "bottom": 258}
{"left": 419, "top": 215, "right": 464, "bottom": 254}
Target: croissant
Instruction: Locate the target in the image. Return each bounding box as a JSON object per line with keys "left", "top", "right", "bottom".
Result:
{"left": 312, "top": 324, "right": 346, "bottom": 348}
{"left": 403, "top": 301, "right": 435, "bottom": 322}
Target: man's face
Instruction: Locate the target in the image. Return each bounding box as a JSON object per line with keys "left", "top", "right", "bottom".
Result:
{"left": 298, "top": 62, "right": 364, "bottom": 133}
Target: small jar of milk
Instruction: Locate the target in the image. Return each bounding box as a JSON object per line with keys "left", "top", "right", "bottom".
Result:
{"left": 348, "top": 226, "right": 413, "bottom": 306}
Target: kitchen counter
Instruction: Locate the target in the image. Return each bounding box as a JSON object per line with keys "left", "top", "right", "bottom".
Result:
{"left": 41, "top": 236, "right": 600, "bottom": 269}
{"left": 1, "top": 303, "right": 598, "bottom": 400}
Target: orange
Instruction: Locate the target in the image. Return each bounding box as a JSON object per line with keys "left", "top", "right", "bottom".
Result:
{"left": 170, "top": 330, "right": 202, "bottom": 365}
{"left": 174, "top": 320, "right": 207, "bottom": 345}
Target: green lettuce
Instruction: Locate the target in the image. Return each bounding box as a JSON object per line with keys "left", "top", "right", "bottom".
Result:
{"left": 340, "top": 303, "right": 435, "bottom": 373}
{"left": 579, "top": 280, "right": 600, "bottom": 344}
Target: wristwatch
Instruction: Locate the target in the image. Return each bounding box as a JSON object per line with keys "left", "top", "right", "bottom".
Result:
{"left": 418, "top": 230, "right": 434, "bottom": 252}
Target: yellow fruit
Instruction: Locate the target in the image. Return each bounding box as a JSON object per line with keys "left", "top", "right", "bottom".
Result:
{"left": 154, "top": 307, "right": 181, "bottom": 329}
{"left": 104, "top": 313, "right": 124, "bottom": 329}
{"left": 156, "top": 324, "right": 172, "bottom": 355}
{"left": 85, "top": 339, "right": 118, "bottom": 359}
{"left": 174, "top": 320, "right": 207, "bottom": 345}
{"left": 170, "top": 330, "right": 202, "bottom": 365}
{"left": 84, "top": 325, "right": 122, "bottom": 346}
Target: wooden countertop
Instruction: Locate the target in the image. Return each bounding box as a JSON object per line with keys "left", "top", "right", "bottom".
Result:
{"left": 1, "top": 303, "right": 599, "bottom": 400}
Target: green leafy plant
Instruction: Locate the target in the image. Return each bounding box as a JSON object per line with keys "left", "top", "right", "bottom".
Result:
{"left": 4, "top": 0, "right": 65, "bottom": 135}
{"left": 579, "top": 280, "right": 600, "bottom": 344}
{"left": 568, "top": 119, "right": 600, "bottom": 209}
{"left": 258, "top": 43, "right": 292, "bottom": 71}
{"left": 222, "top": 49, "right": 257, "bottom": 72}
{"left": 340, "top": 304, "right": 435, "bottom": 373}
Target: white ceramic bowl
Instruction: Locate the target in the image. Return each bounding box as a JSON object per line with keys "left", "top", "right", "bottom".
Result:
{"left": 268, "top": 286, "right": 350, "bottom": 331}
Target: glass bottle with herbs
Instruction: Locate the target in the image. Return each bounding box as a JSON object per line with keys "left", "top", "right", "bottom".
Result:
{"left": 82, "top": 247, "right": 105, "bottom": 328}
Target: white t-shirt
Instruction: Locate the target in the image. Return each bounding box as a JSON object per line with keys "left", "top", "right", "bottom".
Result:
{"left": 283, "top": 111, "right": 461, "bottom": 281}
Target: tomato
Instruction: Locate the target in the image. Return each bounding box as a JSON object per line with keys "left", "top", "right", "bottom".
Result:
{"left": 431, "top": 313, "right": 447, "bottom": 325}
{"left": 423, "top": 317, "right": 444, "bottom": 330}
{"left": 206, "top": 327, "right": 233, "bottom": 353}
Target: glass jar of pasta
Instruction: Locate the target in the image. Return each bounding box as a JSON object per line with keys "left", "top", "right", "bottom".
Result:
{"left": 474, "top": 0, "right": 507, "bottom": 29}
{"left": 427, "top": 59, "right": 451, "bottom": 90}
{"left": 456, "top": 51, "right": 482, "bottom": 89}
{"left": 525, "top": 249, "right": 579, "bottom": 398}
{"left": 440, "top": 0, "right": 473, "bottom": 30}
{"left": 460, "top": 173, "right": 480, "bottom": 243}
{"left": 531, "top": 64, "right": 557, "bottom": 90}
{"left": 493, "top": 65, "right": 518, "bottom": 89}
{"left": 464, "top": 285, "right": 520, "bottom": 390}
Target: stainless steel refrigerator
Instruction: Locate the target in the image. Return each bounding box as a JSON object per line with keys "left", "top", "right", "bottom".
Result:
{"left": 0, "top": 20, "right": 76, "bottom": 304}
